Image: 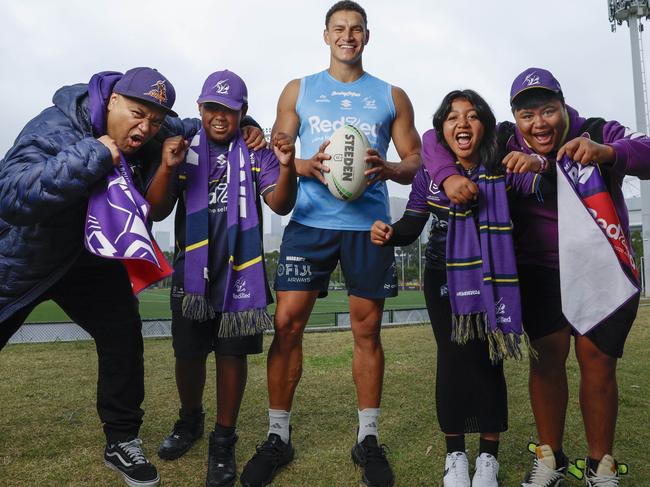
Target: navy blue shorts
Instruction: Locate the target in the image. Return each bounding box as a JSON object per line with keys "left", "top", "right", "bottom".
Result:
{"left": 274, "top": 221, "right": 398, "bottom": 299}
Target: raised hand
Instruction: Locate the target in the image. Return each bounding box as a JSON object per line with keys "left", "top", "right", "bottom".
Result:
{"left": 161, "top": 136, "right": 190, "bottom": 171}
{"left": 97, "top": 135, "right": 121, "bottom": 167}
{"left": 442, "top": 174, "right": 478, "bottom": 205}
{"left": 502, "top": 151, "right": 544, "bottom": 173}
{"left": 370, "top": 220, "right": 394, "bottom": 246}
{"left": 557, "top": 137, "right": 616, "bottom": 165}
{"left": 272, "top": 132, "right": 296, "bottom": 167}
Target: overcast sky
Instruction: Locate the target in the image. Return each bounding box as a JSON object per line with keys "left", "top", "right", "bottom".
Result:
{"left": 0, "top": 0, "right": 645, "bottom": 235}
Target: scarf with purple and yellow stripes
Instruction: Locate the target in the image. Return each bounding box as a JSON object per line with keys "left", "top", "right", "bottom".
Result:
{"left": 446, "top": 166, "right": 538, "bottom": 362}
{"left": 182, "top": 129, "right": 271, "bottom": 337}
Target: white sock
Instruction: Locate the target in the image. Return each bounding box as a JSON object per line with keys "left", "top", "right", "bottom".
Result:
{"left": 268, "top": 409, "right": 291, "bottom": 444}
{"left": 358, "top": 408, "right": 380, "bottom": 443}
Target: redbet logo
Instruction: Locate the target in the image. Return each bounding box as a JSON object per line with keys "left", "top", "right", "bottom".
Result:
{"left": 588, "top": 208, "right": 625, "bottom": 241}
{"left": 587, "top": 206, "right": 636, "bottom": 271}
{"left": 307, "top": 115, "right": 377, "bottom": 139}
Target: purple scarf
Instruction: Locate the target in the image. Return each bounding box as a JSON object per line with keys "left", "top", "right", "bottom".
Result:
{"left": 181, "top": 129, "right": 271, "bottom": 337}
{"left": 85, "top": 72, "right": 172, "bottom": 294}
{"left": 445, "top": 167, "right": 527, "bottom": 362}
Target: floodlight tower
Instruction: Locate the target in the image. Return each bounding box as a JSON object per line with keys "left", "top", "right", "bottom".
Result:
{"left": 609, "top": 0, "right": 650, "bottom": 292}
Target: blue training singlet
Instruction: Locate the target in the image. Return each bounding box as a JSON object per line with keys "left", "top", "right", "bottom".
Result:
{"left": 292, "top": 70, "right": 395, "bottom": 230}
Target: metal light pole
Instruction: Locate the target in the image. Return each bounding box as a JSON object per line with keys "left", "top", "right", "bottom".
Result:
{"left": 609, "top": 0, "right": 650, "bottom": 293}
{"left": 418, "top": 233, "right": 422, "bottom": 290}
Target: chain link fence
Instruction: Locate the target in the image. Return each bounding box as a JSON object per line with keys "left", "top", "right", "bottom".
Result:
{"left": 8, "top": 309, "right": 430, "bottom": 345}
{"left": 7, "top": 319, "right": 173, "bottom": 344}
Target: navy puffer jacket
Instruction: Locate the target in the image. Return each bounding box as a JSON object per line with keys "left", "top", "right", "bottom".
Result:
{"left": 0, "top": 83, "right": 198, "bottom": 323}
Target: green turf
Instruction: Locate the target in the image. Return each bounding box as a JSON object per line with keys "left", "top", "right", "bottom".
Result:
{"left": 1, "top": 313, "right": 649, "bottom": 486}
{"left": 24, "top": 288, "right": 427, "bottom": 324}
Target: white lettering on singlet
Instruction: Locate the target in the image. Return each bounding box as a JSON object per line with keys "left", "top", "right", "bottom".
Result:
{"left": 307, "top": 115, "right": 378, "bottom": 139}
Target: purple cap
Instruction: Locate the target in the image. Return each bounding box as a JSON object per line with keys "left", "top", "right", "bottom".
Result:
{"left": 510, "top": 67, "right": 563, "bottom": 105}
{"left": 196, "top": 70, "right": 248, "bottom": 110}
{"left": 113, "top": 67, "right": 178, "bottom": 117}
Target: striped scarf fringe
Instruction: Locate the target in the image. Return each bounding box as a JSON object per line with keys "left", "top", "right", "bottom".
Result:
{"left": 452, "top": 313, "right": 538, "bottom": 363}
{"left": 218, "top": 308, "right": 273, "bottom": 338}
{"left": 182, "top": 294, "right": 216, "bottom": 322}
{"left": 451, "top": 312, "right": 487, "bottom": 343}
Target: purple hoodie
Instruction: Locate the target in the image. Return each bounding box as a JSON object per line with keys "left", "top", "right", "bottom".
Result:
{"left": 424, "top": 106, "right": 650, "bottom": 268}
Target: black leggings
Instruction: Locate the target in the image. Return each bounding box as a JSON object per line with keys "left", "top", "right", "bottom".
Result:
{"left": 424, "top": 267, "right": 508, "bottom": 434}
{"left": 1, "top": 251, "right": 145, "bottom": 444}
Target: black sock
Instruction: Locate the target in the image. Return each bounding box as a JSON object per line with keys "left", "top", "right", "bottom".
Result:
{"left": 586, "top": 456, "right": 600, "bottom": 473}
{"left": 180, "top": 407, "right": 203, "bottom": 418}
{"left": 445, "top": 435, "right": 465, "bottom": 454}
{"left": 554, "top": 448, "right": 567, "bottom": 468}
{"left": 479, "top": 438, "right": 499, "bottom": 459}
{"left": 214, "top": 423, "right": 236, "bottom": 437}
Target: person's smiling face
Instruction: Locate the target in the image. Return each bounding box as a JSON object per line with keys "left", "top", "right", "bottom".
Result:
{"left": 513, "top": 99, "right": 567, "bottom": 155}
{"left": 323, "top": 9, "right": 369, "bottom": 65}
{"left": 199, "top": 102, "right": 243, "bottom": 143}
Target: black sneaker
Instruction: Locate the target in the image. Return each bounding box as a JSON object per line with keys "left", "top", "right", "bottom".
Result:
{"left": 104, "top": 438, "right": 160, "bottom": 487}
{"left": 240, "top": 433, "right": 294, "bottom": 487}
{"left": 206, "top": 430, "right": 237, "bottom": 487}
{"left": 158, "top": 409, "right": 205, "bottom": 460}
{"left": 351, "top": 435, "right": 394, "bottom": 487}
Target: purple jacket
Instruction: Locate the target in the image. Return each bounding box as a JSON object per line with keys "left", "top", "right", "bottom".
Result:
{"left": 423, "top": 107, "right": 650, "bottom": 268}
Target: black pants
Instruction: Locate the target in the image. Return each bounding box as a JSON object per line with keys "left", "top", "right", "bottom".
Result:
{"left": 518, "top": 264, "right": 639, "bottom": 358}
{"left": 0, "top": 251, "right": 144, "bottom": 444}
{"left": 424, "top": 267, "right": 508, "bottom": 434}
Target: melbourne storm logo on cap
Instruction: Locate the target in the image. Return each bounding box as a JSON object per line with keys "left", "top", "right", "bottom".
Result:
{"left": 144, "top": 80, "right": 168, "bottom": 104}
{"left": 214, "top": 79, "right": 230, "bottom": 95}
{"left": 523, "top": 72, "right": 540, "bottom": 87}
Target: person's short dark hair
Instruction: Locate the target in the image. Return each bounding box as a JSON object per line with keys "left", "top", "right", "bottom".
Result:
{"left": 325, "top": 1, "right": 368, "bottom": 28}
{"left": 432, "top": 89, "right": 500, "bottom": 174}
{"left": 511, "top": 89, "right": 565, "bottom": 112}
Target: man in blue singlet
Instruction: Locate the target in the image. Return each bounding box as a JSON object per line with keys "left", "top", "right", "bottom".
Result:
{"left": 240, "top": 2, "right": 421, "bottom": 487}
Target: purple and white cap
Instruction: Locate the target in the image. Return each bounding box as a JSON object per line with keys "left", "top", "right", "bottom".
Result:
{"left": 510, "top": 67, "right": 563, "bottom": 105}
{"left": 113, "top": 67, "right": 178, "bottom": 117}
{"left": 197, "top": 70, "right": 248, "bottom": 110}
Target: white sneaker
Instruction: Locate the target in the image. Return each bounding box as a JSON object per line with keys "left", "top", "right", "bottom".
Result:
{"left": 521, "top": 444, "right": 566, "bottom": 487}
{"left": 472, "top": 453, "right": 499, "bottom": 487}
{"left": 444, "top": 451, "right": 471, "bottom": 487}
{"left": 585, "top": 455, "right": 619, "bottom": 486}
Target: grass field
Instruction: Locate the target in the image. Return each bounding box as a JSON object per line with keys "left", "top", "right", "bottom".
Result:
{"left": 24, "top": 289, "right": 428, "bottom": 323}
{"left": 1, "top": 308, "right": 649, "bottom": 486}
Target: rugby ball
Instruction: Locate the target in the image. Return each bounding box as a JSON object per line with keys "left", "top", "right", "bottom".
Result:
{"left": 323, "top": 125, "right": 371, "bottom": 201}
